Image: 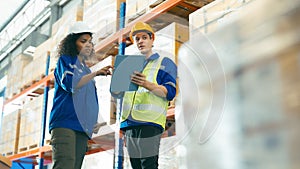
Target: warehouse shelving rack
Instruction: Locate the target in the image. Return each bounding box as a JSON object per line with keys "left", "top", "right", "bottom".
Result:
{"left": 3, "top": 0, "right": 208, "bottom": 167}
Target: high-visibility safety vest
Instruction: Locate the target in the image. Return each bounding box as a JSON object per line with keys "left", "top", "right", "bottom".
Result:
{"left": 121, "top": 56, "right": 168, "bottom": 129}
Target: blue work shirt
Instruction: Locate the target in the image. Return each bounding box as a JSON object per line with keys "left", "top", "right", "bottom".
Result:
{"left": 49, "top": 55, "right": 99, "bottom": 138}
{"left": 120, "top": 53, "right": 177, "bottom": 131}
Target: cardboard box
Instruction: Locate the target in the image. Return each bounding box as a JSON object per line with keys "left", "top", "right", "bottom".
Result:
{"left": 189, "top": 0, "right": 255, "bottom": 34}
{"left": 83, "top": 0, "right": 120, "bottom": 43}
{"left": 0, "top": 110, "right": 20, "bottom": 155}
{"left": 6, "top": 54, "right": 32, "bottom": 99}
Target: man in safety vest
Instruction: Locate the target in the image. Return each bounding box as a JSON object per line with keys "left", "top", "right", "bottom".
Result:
{"left": 120, "top": 22, "right": 177, "bottom": 169}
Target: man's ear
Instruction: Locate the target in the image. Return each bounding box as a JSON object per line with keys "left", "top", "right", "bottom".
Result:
{"left": 148, "top": 33, "right": 154, "bottom": 40}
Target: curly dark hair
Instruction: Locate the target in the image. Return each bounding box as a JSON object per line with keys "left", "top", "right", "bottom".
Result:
{"left": 57, "top": 32, "right": 95, "bottom": 58}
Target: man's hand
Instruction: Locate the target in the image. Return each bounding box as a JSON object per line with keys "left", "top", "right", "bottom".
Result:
{"left": 131, "top": 71, "right": 168, "bottom": 98}
{"left": 131, "top": 71, "right": 148, "bottom": 87}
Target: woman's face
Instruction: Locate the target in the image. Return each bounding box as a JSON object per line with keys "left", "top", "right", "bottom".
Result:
{"left": 76, "top": 34, "right": 93, "bottom": 58}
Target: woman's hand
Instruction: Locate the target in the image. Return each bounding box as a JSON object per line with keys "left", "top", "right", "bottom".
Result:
{"left": 93, "top": 122, "right": 107, "bottom": 134}
{"left": 95, "top": 65, "right": 113, "bottom": 76}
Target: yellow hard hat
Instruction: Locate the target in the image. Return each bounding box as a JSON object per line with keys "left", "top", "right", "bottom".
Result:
{"left": 129, "top": 22, "right": 155, "bottom": 43}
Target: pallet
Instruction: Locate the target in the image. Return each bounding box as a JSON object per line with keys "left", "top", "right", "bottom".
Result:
{"left": 49, "top": 68, "right": 55, "bottom": 73}
{"left": 5, "top": 151, "right": 16, "bottom": 156}
{"left": 21, "top": 74, "right": 46, "bottom": 92}
{"left": 18, "top": 143, "right": 38, "bottom": 153}
{"left": 45, "top": 139, "right": 51, "bottom": 145}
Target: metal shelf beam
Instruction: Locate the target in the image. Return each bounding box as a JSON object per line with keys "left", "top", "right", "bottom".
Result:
{"left": 4, "top": 74, "right": 54, "bottom": 108}
{"left": 94, "top": 0, "right": 184, "bottom": 53}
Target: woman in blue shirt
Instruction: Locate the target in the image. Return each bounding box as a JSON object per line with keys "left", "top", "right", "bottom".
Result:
{"left": 49, "top": 21, "right": 112, "bottom": 169}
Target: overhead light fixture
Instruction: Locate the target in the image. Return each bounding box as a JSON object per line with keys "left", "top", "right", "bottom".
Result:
{"left": 23, "top": 46, "right": 36, "bottom": 56}
{"left": 59, "top": 0, "right": 69, "bottom": 6}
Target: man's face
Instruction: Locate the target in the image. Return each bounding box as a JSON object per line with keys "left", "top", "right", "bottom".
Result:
{"left": 134, "top": 32, "right": 153, "bottom": 55}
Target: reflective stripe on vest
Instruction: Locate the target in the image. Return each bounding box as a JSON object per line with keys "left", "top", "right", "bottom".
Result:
{"left": 121, "top": 56, "right": 168, "bottom": 129}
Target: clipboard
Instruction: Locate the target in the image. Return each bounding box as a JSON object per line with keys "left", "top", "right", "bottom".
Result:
{"left": 110, "top": 55, "right": 145, "bottom": 92}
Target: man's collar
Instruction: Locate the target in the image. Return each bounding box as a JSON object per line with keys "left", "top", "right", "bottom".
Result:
{"left": 147, "top": 53, "right": 159, "bottom": 61}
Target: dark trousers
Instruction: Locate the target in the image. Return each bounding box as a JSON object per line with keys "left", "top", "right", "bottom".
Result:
{"left": 124, "top": 126, "right": 163, "bottom": 169}
{"left": 50, "top": 128, "right": 88, "bottom": 169}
